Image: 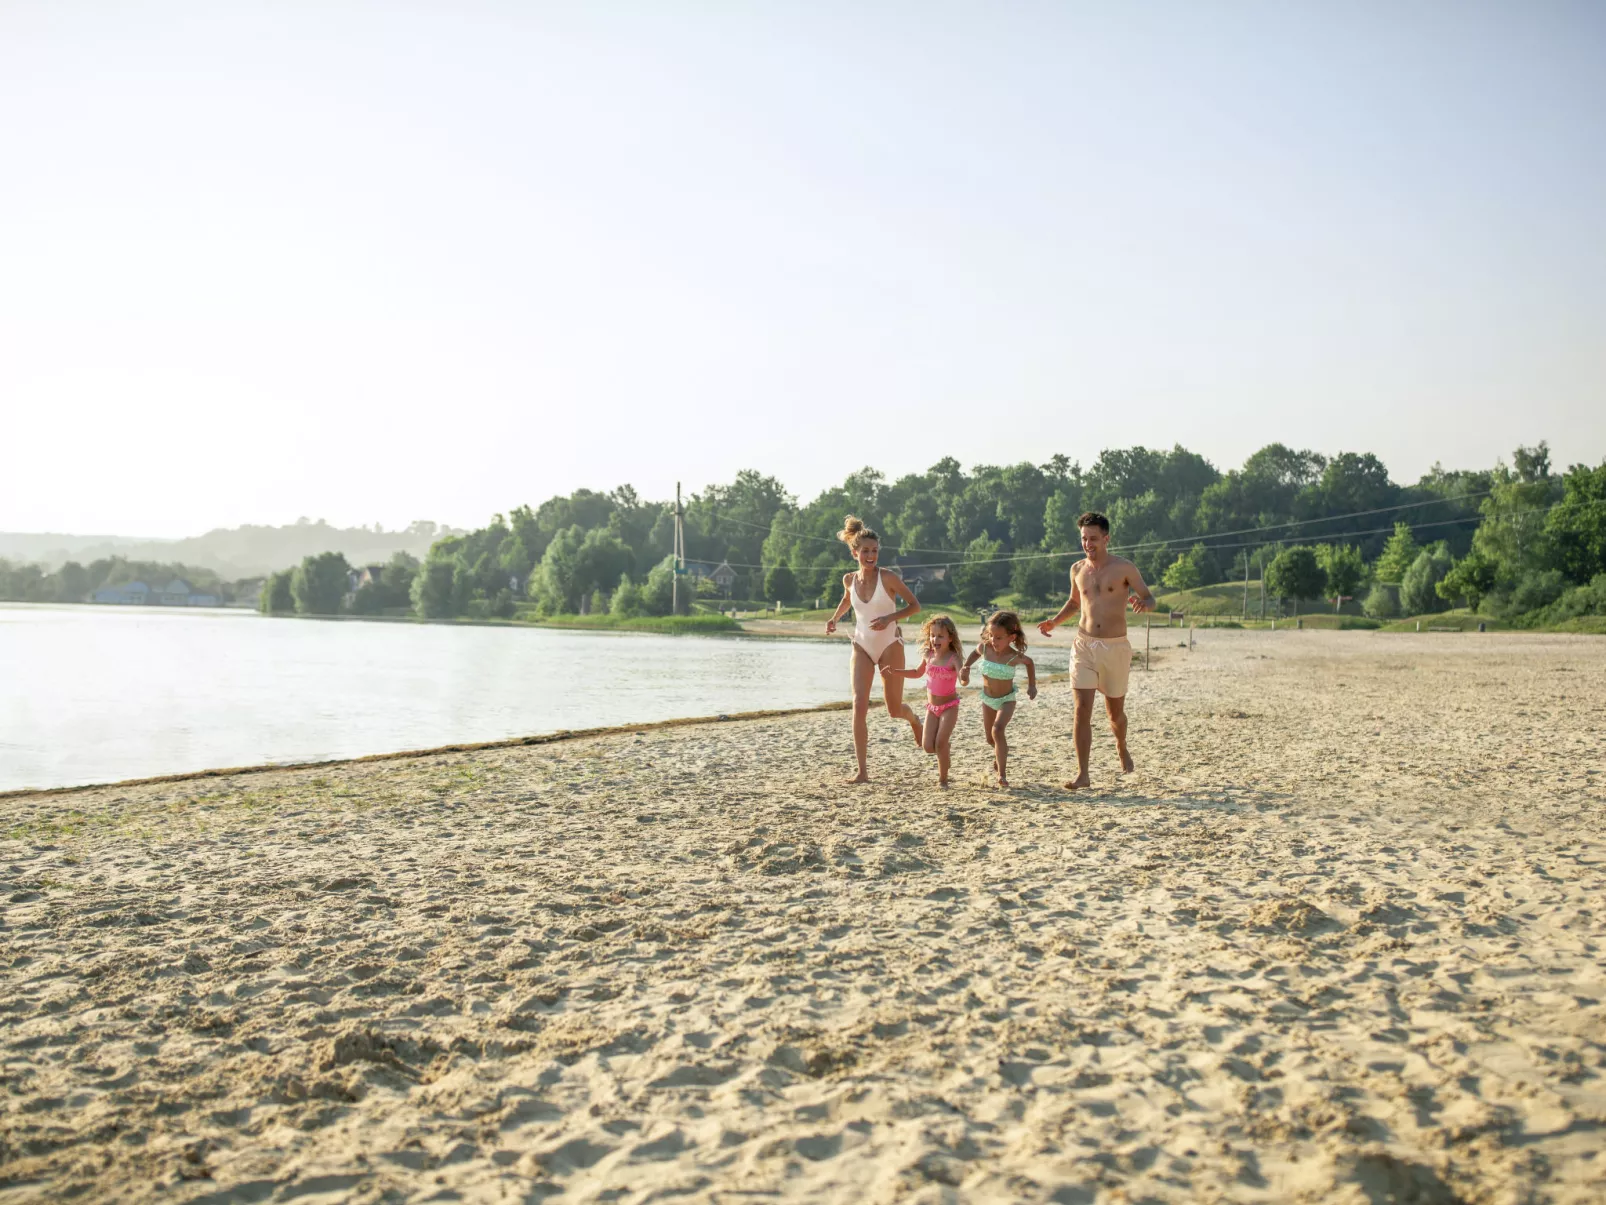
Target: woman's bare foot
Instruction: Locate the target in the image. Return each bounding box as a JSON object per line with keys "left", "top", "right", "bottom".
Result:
{"left": 844, "top": 772, "right": 870, "bottom": 785}
{"left": 1064, "top": 772, "right": 1091, "bottom": 790}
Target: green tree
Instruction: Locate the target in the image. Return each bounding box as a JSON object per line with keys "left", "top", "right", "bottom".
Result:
{"left": 56, "top": 561, "right": 91, "bottom": 602}
{"left": 764, "top": 563, "right": 799, "bottom": 603}
{"left": 1543, "top": 460, "right": 1606, "bottom": 583}
{"left": 1042, "top": 486, "right": 1086, "bottom": 551}
{"left": 643, "top": 556, "right": 677, "bottom": 615}
{"left": 1161, "top": 549, "right": 1203, "bottom": 591}
{"left": 951, "top": 535, "right": 1007, "bottom": 611}
{"left": 1373, "top": 522, "right": 1420, "bottom": 583}
{"left": 1315, "top": 543, "right": 1366, "bottom": 599}
{"left": 291, "top": 551, "right": 350, "bottom": 616}
{"left": 530, "top": 526, "right": 584, "bottom": 612}
{"left": 610, "top": 573, "right": 645, "bottom": 618}
{"left": 1265, "top": 546, "right": 1326, "bottom": 603}
{"left": 412, "top": 558, "right": 458, "bottom": 619}
{"left": 1009, "top": 546, "right": 1059, "bottom": 603}
{"left": 1400, "top": 545, "right": 1453, "bottom": 615}
{"left": 260, "top": 570, "right": 294, "bottom": 614}
{"left": 1437, "top": 551, "right": 1498, "bottom": 611}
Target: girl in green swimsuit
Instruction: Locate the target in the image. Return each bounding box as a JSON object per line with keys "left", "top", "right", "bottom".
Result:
{"left": 960, "top": 610, "right": 1037, "bottom": 788}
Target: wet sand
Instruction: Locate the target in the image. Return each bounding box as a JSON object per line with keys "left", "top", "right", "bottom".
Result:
{"left": 2, "top": 631, "right": 1603, "bottom": 1203}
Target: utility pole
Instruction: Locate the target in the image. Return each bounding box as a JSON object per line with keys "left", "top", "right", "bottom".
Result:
{"left": 671, "top": 482, "right": 686, "bottom": 615}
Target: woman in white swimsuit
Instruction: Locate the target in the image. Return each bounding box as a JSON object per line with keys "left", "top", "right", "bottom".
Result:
{"left": 824, "top": 515, "right": 924, "bottom": 783}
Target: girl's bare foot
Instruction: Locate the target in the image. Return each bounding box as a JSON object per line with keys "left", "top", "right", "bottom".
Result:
{"left": 1118, "top": 748, "right": 1135, "bottom": 773}
{"left": 996, "top": 776, "right": 1009, "bottom": 789}
{"left": 844, "top": 772, "right": 870, "bottom": 785}
{"left": 1064, "top": 772, "right": 1091, "bottom": 790}
{"left": 938, "top": 778, "right": 950, "bottom": 788}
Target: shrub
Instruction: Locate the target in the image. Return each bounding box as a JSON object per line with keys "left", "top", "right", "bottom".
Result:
{"left": 1361, "top": 584, "right": 1399, "bottom": 619}
{"left": 1511, "top": 569, "right": 1567, "bottom": 615}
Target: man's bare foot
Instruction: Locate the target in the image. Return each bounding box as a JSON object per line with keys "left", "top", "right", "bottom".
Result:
{"left": 1064, "top": 772, "right": 1091, "bottom": 790}
{"left": 844, "top": 772, "right": 870, "bottom": 785}
{"left": 1118, "top": 748, "right": 1135, "bottom": 773}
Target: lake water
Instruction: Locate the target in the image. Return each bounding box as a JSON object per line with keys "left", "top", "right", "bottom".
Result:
{"left": 0, "top": 604, "right": 1068, "bottom": 792}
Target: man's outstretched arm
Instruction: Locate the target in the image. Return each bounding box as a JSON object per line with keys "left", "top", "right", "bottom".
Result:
{"left": 1039, "top": 566, "right": 1081, "bottom": 636}
{"left": 1127, "top": 563, "right": 1156, "bottom": 613}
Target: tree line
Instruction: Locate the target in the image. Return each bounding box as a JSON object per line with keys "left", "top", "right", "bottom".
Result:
{"left": 0, "top": 557, "right": 236, "bottom": 606}
{"left": 253, "top": 441, "right": 1606, "bottom": 628}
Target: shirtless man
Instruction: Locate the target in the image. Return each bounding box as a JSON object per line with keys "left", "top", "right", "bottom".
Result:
{"left": 1037, "top": 511, "right": 1156, "bottom": 789}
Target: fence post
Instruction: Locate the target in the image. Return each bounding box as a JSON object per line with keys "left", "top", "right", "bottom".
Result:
{"left": 1145, "top": 616, "right": 1151, "bottom": 670}
{"left": 1189, "top": 623, "right": 1194, "bottom": 651}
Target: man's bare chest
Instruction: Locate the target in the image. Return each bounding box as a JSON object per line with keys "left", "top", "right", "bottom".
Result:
{"left": 1079, "top": 564, "right": 1126, "bottom": 601}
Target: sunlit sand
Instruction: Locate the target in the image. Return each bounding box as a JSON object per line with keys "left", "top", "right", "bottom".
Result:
{"left": 3, "top": 631, "right": 1603, "bottom": 1202}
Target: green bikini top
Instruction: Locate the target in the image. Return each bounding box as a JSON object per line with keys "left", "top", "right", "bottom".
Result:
{"left": 978, "top": 656, "right": 1019, "bottom": 680}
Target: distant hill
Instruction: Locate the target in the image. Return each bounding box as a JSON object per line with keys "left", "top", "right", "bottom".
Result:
{"left": 0, "top": 521, "right": 462, "bottom": 580}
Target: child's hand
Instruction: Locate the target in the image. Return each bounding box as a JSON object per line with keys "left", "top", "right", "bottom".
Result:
{"left": 959, "top": 667, "right": 970, "bottom": 686}
{"left": 1027, "top": 684, "right": 1038, "bottom": 700}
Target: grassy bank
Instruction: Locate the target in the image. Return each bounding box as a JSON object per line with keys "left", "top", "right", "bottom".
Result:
{"left": 511, "top": 611, "right": 741, "bottom": 635}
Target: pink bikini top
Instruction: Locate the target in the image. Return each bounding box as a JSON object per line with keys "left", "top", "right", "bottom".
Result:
{"left": 926, "top": 662, "right": 958, "bottom": 693}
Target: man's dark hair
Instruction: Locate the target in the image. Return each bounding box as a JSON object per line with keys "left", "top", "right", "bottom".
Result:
{"left": 1077, "top": 511, "right": 1110, "bottom": 533}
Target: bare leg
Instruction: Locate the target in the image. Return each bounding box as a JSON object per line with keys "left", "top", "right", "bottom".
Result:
{"left": 981, "top": 702, "right": 997, "bottom": 750}
{"left": 934, "top": 707, "right": 959, "bottom": 785}
{"left": 878, "top": 641, "right": 923, "bottom": 745}
{"left": 1105, "top": 694, "right": 1133, "bottom": 772}
{"left": 845, "top": 645, "right": 876, "bottom": 784}
{"left": 992, "top": 702, "right": 1016, "bottom": 787}
{"left": 1065, "top": 687, "right": 1096, "bottom": 790}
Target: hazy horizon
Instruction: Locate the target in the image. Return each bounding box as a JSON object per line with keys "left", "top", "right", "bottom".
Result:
{"left": 4, "top": 1, "right": 1603, "bottom": 539}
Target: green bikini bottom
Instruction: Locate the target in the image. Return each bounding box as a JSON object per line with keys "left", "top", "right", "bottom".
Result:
{"left": 980, "top": 690, "right": 1018, "bottom": 711}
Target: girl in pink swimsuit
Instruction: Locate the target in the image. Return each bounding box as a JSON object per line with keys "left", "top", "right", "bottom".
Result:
{"left": 885, "top": 615, "right": 964, "bottom": 787}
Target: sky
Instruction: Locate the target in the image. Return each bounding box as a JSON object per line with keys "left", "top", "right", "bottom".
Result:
{"left": 3, "top": 1, "right": 1603, "bottom": 538}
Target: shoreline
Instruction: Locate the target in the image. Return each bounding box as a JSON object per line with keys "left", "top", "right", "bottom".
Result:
{"left": 0, "top": 700, "right": 852, "bottom": 801}
{"left": 1, "top": 673, "right": 1080, "bottom": 802}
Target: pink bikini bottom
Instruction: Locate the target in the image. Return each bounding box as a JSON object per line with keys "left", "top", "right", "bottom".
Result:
{"left": 926, "top": 698, "right": 960, "bottom": 717}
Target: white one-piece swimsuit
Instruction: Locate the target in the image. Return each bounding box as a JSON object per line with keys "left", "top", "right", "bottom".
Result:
{"left": 850, "top": 571, "right": 901, "bottom": 662}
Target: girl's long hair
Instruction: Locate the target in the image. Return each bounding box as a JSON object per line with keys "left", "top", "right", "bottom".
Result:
{"left": 985, "top": 609, "right": 1028, "bottom": 654}
{"left": 920, "top": 614, "right": 962, "bottom": 663}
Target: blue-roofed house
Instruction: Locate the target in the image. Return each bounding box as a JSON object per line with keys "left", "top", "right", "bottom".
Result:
{"left": 92, "top": 581, "right": 153, "bottom": 605}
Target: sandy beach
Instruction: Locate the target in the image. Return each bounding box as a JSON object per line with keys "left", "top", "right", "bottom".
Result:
{"left": 3, "top": 630, "right": 1604, "bottom": 1203}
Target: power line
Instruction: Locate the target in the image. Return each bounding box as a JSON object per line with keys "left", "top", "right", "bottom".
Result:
{"left": 694, "top": 488, "right": 1499, "bottom": 569}
{"left": 681, "top": 506, "right": 1558, "bottom": 575}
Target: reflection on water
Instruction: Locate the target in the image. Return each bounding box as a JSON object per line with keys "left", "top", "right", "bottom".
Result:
{"left": 1, "top": 604, "right": 1068, "bottom": 791}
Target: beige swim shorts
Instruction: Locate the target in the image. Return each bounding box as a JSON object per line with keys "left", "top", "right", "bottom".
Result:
{"left": 1071, "top": 633, "right": 1131, "bottom": 697}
